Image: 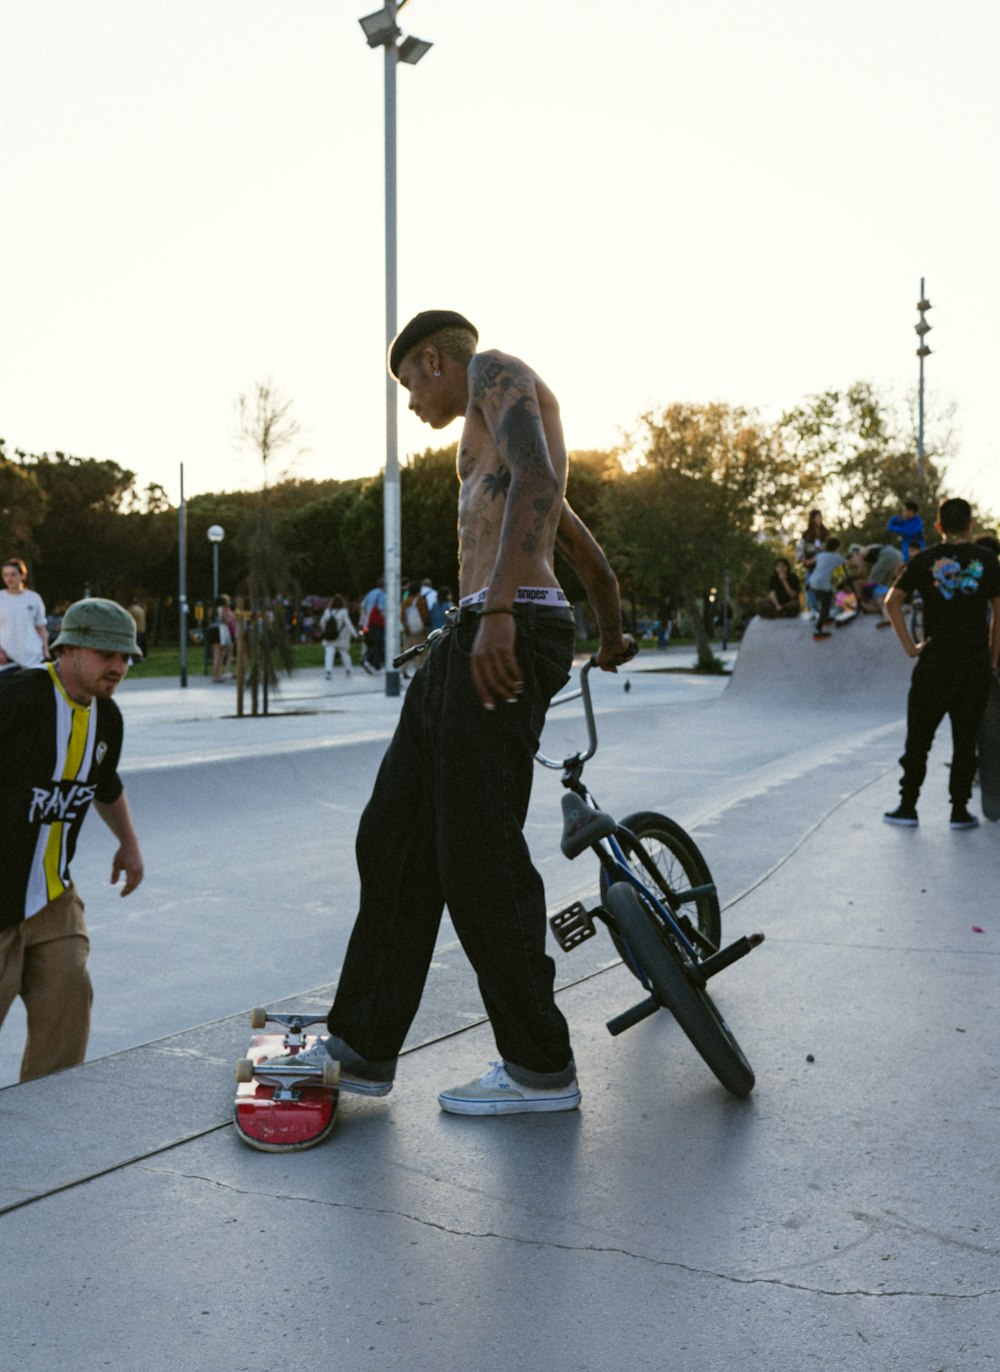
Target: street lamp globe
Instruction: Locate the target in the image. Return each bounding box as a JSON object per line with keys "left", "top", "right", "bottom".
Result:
{"left": 207, "top": 525, "right": 225, "bottom": 601}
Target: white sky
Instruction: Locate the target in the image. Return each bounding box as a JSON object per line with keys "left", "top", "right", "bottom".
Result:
{"left": 2, "top": 0, "right": 998, "bottom": 517}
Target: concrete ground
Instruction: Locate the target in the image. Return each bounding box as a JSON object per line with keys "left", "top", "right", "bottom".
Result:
{"left": 1, "top": 617, "right": 998, "bottom": 1371}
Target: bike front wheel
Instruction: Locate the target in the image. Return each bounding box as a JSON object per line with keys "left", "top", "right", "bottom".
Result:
{"left": 601, "top": 810, "right": 721, "bottom": 950}
{"left": 607, "top": 882, "right": 755, "bottom": 1098}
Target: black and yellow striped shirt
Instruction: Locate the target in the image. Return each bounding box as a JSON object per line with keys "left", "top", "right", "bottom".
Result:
{"left": 0, "top": 664, "right": 124, "bottom": 928}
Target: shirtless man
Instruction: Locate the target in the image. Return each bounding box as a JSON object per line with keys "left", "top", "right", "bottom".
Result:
{"left": 271, "top": 309, "right": 633, "bottom": 1115}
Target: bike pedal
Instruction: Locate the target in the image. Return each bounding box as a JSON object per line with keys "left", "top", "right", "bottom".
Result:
{"left": 549, "top": 902, "right": 598, "bottom": 951}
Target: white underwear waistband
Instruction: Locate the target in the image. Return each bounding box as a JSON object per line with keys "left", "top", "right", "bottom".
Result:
{"left": 459, "top": 586, "right": 570, "bottom": 608}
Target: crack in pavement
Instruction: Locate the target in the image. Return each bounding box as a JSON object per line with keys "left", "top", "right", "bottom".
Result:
{"left": 142, "top": 1165, "right": 1000, "bottom": 1301}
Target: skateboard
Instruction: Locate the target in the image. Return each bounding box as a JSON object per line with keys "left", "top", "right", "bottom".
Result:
{"left": 978, "top": 677, "right": 1000, "bottom": 822}
{"left": 234, "top": 1011, "right": 340, "bottom": 1152}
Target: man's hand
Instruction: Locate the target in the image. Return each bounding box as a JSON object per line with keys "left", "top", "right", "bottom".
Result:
{"left": 96, "top": 794, "right": 143, "bottom": 896}
{"left": 595, "top": 632, "right": 636, "bottom": 673}
{"left": 111, "top": 841, "right": 144, "bottom": 896}
{"left": 470, "top": 614, "right": 522, "bottom": 710}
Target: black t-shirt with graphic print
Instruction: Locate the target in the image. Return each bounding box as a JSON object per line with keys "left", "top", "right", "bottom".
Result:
{"left": 894, "top": 541, "right": 1000, "bottom": 664}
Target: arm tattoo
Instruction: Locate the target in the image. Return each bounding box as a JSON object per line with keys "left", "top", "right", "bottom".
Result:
{"left": 483, "top": 468, "right": 511, "bottom": 501}
{"left": 470, "top": 355, "right": 548, "bottom": 477}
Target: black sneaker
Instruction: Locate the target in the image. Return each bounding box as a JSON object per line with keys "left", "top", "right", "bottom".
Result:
{"left": 950, "top": 805, "right": 979, "bottom": 830}
{"left": 883, "top": 804, "right": 919, "bottom": 826}
{"left": 813, "top": 631, "right": 832, "bottom": 640}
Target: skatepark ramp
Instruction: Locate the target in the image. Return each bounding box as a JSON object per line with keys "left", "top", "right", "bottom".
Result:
{"left": 724, "top": 615, "right": 913, "bottom": 712}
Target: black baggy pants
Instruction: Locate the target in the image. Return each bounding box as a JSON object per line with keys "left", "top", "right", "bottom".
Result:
{"left": 898, "top": 655, "right": 991, "bottom": 806}
{"left": 327, "top": 606, "right": 577, "bottom": 1086}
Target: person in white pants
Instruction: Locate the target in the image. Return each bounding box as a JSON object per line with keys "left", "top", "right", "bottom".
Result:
{"left": 320, "top": 596, "right": 358, "bottom": 678}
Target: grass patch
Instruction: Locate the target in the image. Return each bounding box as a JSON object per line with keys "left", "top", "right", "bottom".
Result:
{"left": 127, "top": 641, "right": 353, "bottom": 679}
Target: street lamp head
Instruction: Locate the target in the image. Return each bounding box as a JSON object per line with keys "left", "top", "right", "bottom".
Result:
{"left": 359, "top": 8, "right": 401, "bottom": 47}
{"left": 207, "top": 524, "right": 225, "bottom": 544}
{"left": 398, "top": 34, "right": 433, "bottom": 64}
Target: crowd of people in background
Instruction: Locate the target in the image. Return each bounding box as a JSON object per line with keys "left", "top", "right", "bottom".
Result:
{"left": 755, "top": 500, "right": 936, "bottom": 639}
{"left": 4, "top": 497, "right": 997, "bottom": 674}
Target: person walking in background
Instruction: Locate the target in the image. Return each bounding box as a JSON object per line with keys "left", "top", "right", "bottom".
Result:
{"left": 882, "top": 497, "right": 1000, "bottom": 830}
{"left": 400, "top": 578, "right": 430, "bottom": 676}
{"left": 320, "top": 595, "right": 358, "bottom": 679}
{"left": 428, "top": 586, "right": 454, "bottom": 632}
{"left": 359, "top": 577, "right": 386, "bottom": 674}
{"left": 657, "top": 594, "right": 675, "bottom": 646}
{"left": 0, "top": 558, "right": 49, "bottom": 670}
{"left": 0, "top": 599, "right": 144, "bottom": 1081}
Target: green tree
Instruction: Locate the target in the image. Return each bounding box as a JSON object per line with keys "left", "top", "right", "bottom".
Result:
{"left": 603, "top": 404, "right": 792, "bottom": 668}
{"left": 0, "top": 441, "right": 48, "bottom": 558}
{"left": 401, "top": 444, "right": 459, "bottom": 589}
{"left": 558, "top": 448, "right": 624, "bottom": 612}
{"left": 17, "top": 452, "right": 139, "bottom": 602}
{"left": 278, "top": 481, "right": 360, "bottom": 596}
{"left": 231, "top": 381, "right": 303, "bottom": 710}
{"left": 776, "top": 382, "right": 948, "bottom": 545}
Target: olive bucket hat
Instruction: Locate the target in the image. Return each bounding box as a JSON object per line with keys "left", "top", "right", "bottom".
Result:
{"left": 51, "top": 598, "right": 143, "bottom": 659}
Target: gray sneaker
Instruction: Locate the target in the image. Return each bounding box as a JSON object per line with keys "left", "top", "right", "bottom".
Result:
{"left": 263, "top": 1037, "right": 392, "bottom": 1096}
{"left": 438, "top": 1061, "right": 581, "bottom": 1116}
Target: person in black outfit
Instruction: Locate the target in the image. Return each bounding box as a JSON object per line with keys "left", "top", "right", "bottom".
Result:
{"left": 882, "top": 498, "right": 1000, "bottom": 829}
{"left": 759, "top": 558, "right": 801, "bottom": 619}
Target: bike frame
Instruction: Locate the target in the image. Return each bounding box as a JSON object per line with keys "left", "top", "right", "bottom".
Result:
{"left": 537, "top": 660, "right": 708, "bottom": 967}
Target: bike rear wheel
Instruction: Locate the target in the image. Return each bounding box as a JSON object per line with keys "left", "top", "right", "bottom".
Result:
{"left": 601, "top": 810, "right": 721, "bottom": 949}
{"left": 607, "top": 882, "right": 755, "bottom": 1097}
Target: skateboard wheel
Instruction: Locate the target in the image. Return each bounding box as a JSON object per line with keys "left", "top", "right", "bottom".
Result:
{"left": 249, "top": 1007, "right": 268, "bottom": 1030}
{"left": 322, "top": 1058, "right": 340, "bottom": 1089}
{"left": 236, "top": 1058, "right": 255, "bottom": 1083}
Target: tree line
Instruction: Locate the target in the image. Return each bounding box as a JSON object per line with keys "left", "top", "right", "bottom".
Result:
{"left": 2, "top": 377, "right": 984, "bottom": 652}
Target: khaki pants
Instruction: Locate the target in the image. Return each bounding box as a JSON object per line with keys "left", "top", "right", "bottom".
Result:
{"left": 0, "top": 886, "right": 92, "bottom": 1082}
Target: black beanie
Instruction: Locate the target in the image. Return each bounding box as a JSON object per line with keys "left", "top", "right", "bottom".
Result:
{"left": 388, "top": 309, "right": 478, "bottom": 378}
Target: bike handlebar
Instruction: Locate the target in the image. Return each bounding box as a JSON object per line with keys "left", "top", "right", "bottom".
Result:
{"left": 535, "top": 657, "right": 601, "bottom": 771}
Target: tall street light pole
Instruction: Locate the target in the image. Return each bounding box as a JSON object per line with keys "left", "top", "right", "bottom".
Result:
{"left": 915, "top": 277, "right": 932, "bottom": 484}
{"left": 359, "top": 3, "right": 433, "bottom": 698}
{"left": 207, "top": 524, "right": 225, "bottom": 601}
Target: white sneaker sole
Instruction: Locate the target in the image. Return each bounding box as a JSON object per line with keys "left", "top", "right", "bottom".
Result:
{"left": 438, "top": 1088, "right": 581, "bottom": 1117}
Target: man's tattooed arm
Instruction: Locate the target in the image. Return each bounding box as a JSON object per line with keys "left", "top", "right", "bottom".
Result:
{"left": 556, "top": 502, "right": 634, "bottom": 669}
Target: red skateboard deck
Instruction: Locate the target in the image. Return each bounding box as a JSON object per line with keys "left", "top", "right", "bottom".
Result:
{"left": 234, "top": 1012, "right": 340, "bottom": 1152}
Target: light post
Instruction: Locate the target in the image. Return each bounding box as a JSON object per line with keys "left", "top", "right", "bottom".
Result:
{"left": 914, "top": 278, "right": 932, "bottom": 483}
{"left": 358, "top": 2, "right": 433, "bottom": 698}
{"left": 178, "top": 463, "right": 188, "bottom": 688}
{"left": 207, "top": 524, "right": 225, "bottom": 601}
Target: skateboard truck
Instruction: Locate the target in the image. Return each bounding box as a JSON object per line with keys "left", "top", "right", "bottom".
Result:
{"left": 549, "top": 901, "right": 599, "bottom": 951}
{"left": 249, "top": 1009, "right": 327, "bottom": 1052}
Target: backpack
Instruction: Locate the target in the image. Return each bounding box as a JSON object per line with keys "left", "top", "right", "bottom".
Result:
{"left": 403, "top": 593, "right": 429, "bottom": 635}
{"left": 322, "top": 612, "right": 341, "bottom": 642}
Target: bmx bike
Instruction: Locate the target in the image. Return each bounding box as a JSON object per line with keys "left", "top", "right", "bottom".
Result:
{"left": 538, "top": 658, "right": 763, "bottom": 1097}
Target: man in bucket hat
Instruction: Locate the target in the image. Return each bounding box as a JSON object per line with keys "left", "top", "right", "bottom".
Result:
{"left": 0, "top": 598, "right": 145, "bottom": 1081}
